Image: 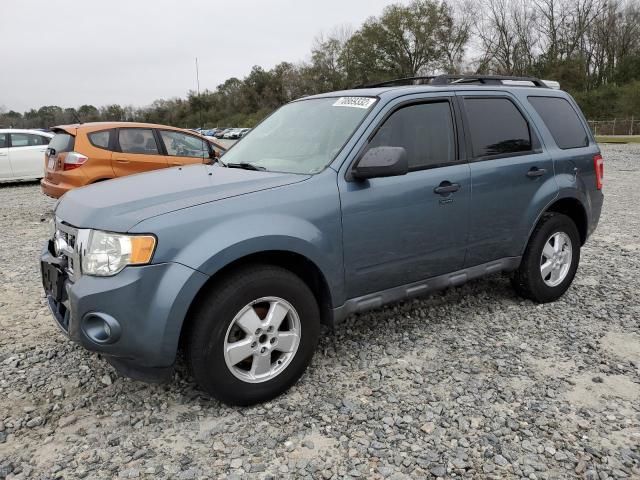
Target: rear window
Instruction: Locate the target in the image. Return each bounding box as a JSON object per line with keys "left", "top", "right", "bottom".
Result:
{"left": 463, "top": 97, "right": 532, "bottom": 158}
{"left": 49, "top": 133, "right": 75, "bottom": 153}
{"left": 88, "top": 130, "right": 111, "bottom": 149}
{"left": 528, "top": 96, "right": 589, "bottom": 149}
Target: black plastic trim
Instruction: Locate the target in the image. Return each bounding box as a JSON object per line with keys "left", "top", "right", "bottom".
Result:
{"left": 332, "top": 256, "right": 522, "bottom": 323}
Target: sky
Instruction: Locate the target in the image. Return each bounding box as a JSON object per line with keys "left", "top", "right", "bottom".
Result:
{"left": 2, "top": 0, "right": 409, "bottom": 112}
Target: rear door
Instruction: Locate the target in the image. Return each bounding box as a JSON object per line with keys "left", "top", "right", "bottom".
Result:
{"left": 8, "top": 132, "right": 49, "bottom": 179}
{"left": 457, "top": 92, "right": 558, "bottom": 266}
{"left": 157, "top": 129, "right": 209, "bottom": 166}
{"left": 112, "top": 128, "right": 167, "bottom": 176}
{"left": 0, "top": 133, "right": 11, "bottom": 179}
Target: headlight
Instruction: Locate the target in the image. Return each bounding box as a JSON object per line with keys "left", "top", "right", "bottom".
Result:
{"left": 82, "top": 230, "right": 156, "bottom": 277}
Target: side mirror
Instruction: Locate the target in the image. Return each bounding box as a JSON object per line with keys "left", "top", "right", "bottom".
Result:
{"left": 352, "top": 146, "right": 408, "bottom": 180}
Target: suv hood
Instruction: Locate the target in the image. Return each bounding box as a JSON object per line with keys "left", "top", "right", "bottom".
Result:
{"left": 56, "top": 164, "right": 310, "bottom": 232}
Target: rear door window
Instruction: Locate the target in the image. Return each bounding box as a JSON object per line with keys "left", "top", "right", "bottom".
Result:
{"left": 0, "top": 134, "right": 7, "bottom": 148}
{"left": 9, "top": 133, "right": 30, "bottom": 147}
{"left": 463, "top": 97, "right": 533, "bottom": 158}
{"left": 88, "top": 130, "right": 111, "bottom": 149}
{"left": 159, "top": 130, "right": 208, "bottom": 158}
{"left": 118, "top": 129, "right": 159, "bottom": 154}
{"left": 368, "top": 101, "right": 457, "bottom": 170}
{"left": 528, "top": 96, "right": 589, "bottom": 149}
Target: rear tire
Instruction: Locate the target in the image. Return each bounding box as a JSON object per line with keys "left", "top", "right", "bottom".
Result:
{"left": 512, "top": 213, "right": 580, "bottom": 303}
{"left": 186, "top": 265, "right": 320, "bottom": 406}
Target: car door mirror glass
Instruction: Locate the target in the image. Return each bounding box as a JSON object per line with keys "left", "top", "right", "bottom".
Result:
{"left": 352, "top": 146, "right": 408, "bottom": 180}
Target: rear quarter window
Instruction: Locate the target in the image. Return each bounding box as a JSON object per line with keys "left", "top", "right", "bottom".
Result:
{"left": 49, "top": 133, "right": 75, "bottom": 153}
{"left": 88, "top": 130, "right": 111, "bottom": 150}
{"left": 528, "top": 96, "right": 589, "bottom": 149}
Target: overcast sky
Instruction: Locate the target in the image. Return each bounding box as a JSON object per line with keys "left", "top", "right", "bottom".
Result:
{"left": 2, "top": 0, "right": 409, "bottom": 112}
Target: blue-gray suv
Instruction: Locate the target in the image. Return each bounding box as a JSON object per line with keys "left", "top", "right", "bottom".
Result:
{"left": 41, "top": 75, "right": 604, "bottom": 405}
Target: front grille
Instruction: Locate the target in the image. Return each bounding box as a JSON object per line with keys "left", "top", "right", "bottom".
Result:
{"left": 61, "top": 230, "right": 76, "bottom": 275}
{"left": 54, "top": 221, "right": 85, "bottom": 282}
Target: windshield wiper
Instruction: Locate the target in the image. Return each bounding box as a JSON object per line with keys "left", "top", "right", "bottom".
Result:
{"left": 225, "top": 162, "right": 266, "bottom": 171}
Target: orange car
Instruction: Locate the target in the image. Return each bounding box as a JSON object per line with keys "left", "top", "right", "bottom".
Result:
{"left": 41, "top": 122, "right": 226, "bottom": 198}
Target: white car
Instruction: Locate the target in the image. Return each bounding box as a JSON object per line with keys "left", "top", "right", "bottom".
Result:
{"left": 0, "top": 129, "right": 54, "bottom": 182}
{"left": 223, "top": 129, "right": 240, "bottom": 139}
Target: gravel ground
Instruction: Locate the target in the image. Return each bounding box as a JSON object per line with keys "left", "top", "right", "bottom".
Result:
{"left": 0, "top": 144, "right": 639, "bottom": 480}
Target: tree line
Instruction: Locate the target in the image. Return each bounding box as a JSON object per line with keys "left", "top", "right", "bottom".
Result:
{"left": 2, "top": 0, "right": 639, "bottom": 130}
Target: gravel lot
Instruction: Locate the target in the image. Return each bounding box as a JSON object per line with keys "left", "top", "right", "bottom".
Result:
{"left": 0, "top": 144, "right": 639, "bottom": 480}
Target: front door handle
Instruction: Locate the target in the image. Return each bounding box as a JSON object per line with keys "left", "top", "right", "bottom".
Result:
{"left": 434, "top": 181, "right": 460, "bottom": 195}
{"left": 527, "top": 167, "right": 547, "bottom": 177}
{"left": 115, "top": 158, "right": 130, "bottom": 164}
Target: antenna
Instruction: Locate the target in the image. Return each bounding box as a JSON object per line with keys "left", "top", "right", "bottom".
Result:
{"left": 195, "top": 57, "right": 202, "bottom": 129}
{"left": 72, "top": 109, "right": 83, "bottom": 125}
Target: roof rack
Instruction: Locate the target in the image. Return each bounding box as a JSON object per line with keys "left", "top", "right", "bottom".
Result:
{"left": 359, "top": 74, "right": 552, "bottom": 89}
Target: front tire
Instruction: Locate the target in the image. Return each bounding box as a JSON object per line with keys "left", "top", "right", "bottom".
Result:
{"left": 186, "top": 265, "right": 320, "bottom": 406}
{"left": 512, "top": 213, "right": 581, "bottom": 303}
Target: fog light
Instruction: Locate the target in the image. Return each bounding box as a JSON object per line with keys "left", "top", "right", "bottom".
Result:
{"left": 82, "top": 313, "right": 121, "bottom": 344}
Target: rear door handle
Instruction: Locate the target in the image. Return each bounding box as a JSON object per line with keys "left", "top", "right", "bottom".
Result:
{"left": 434, "top": 181, "right": 460, "bottom": 195}
{"left": 527, "top": 167, "right": 547, "bottom": 177}
{"left": 116, "top": 158, "right": 130, "bottom": 164}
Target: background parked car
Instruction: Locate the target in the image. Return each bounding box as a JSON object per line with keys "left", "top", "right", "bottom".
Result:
{"left": 41, "top": 122, "right": 221, "bottom": 198}
{"left": 223, "top": 128, "right": 244, "bottom": 139}
{"left": 0, "top": 129, "right": 53, "bottom": 183}
{"left": 214, "top": 128, "right": 232, "bottom": 138}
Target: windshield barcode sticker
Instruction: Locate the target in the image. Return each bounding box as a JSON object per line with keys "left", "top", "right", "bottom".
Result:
{"left": 333, "top": 97, "right": 376, "bottom": 109}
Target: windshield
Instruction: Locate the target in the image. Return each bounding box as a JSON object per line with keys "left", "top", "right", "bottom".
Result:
{"left": 221, "top": 96, "right": 377, "bottom": 174}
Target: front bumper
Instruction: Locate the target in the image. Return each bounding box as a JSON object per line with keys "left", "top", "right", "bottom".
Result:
{"left": 41, "top": 242, "right": 209, "bottom": 381}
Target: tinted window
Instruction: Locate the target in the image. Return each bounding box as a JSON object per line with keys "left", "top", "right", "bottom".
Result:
{"left": 368, "top": 101, "right": 456, "bottom": 170}
{"left": 49, "top": 133, "right": 75, "bottom": 153}
{"left": 89, "top": 130, "right": 111, "bottom": 149}
{"left": 464, "top": 98, "right": 532, "bottom": 157}
{"left": 528, "top": 96, "right": 589, "bottom": 149}
{"left": 118, "top": 129, "right": 158, "bottom": 154}
{"left": 159, "top": 131, "right": 207, "bottom": 158}
{"left": 29, "top": 135, "right": 50, "bottom": 146}
{"left": 10, "top": 133, "right": 30, "bottom": 147}
{"left": 0, "top": 134, "right": 7, "bottom": 148}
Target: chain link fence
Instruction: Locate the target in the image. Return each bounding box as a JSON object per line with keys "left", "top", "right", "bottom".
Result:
{"left": 588, "top": 118, "right": 639, "bottom": 136}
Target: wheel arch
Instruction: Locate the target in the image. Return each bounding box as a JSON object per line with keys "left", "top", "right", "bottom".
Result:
{"left": 523, "top": 195, "right": 588, "bottom": 255}
{"left": 544, "top": 197, "right": 588, "bottom": 245}
{"left": 179, "top": 250, "right": 335, "bottom": 350}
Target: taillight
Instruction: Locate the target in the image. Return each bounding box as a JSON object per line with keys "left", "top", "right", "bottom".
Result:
{"left": 63, "top": 152, "right": 88, "bottom": 171}
{"left": 593, "top": 154, "right": 604, "bottom": 190}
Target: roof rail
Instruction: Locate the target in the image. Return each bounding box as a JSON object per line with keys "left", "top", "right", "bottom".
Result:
{"left": 358, "top": 76, "right": 439, "bottom": 88}
{"left": 357, "top": 74, "right": 552, "bottom": 89}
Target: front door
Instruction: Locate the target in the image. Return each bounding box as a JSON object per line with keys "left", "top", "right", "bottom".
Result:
{"left": 112, "top": 128, "right": 168, "bottom": 176}
{"left": 457, "top": 93, "right": 558, "bottom": 266}
{"left": 157, "top": 129, "right": 209, "bottom": 166}
{"left": 339, "top": 97, "right": 470, "bottom": 299}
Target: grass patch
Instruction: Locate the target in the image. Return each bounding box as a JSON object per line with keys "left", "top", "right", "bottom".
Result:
{"left": 596, "top": 135, "right": 640, "bottom": 144}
